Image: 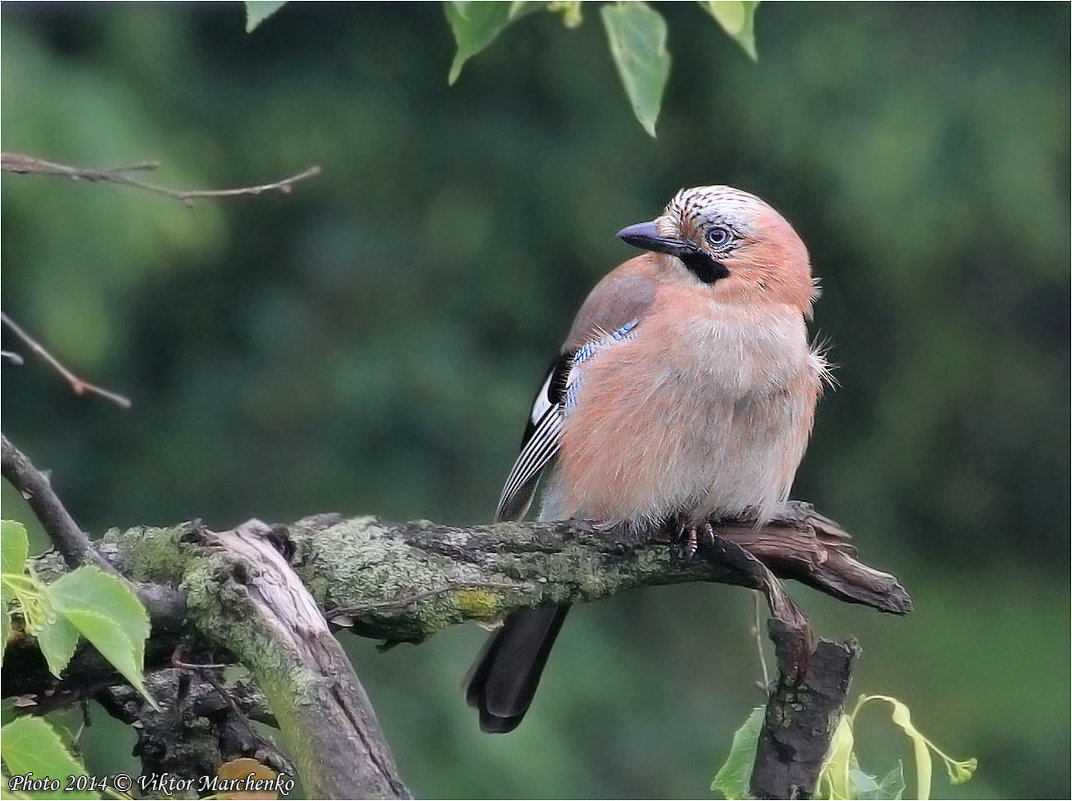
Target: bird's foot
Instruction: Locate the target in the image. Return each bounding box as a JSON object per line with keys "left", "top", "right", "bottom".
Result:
{"left": 676, "top": 518, "right": 718, "bottom": 563}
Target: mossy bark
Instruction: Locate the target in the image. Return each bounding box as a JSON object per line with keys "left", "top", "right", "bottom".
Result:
{"left": 9, "top": 504, "right": 909, "bottom": 799}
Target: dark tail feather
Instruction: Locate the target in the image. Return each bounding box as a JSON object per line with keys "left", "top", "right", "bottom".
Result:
{"left": 464, "top": 605, "right": 570, "bottom": 733}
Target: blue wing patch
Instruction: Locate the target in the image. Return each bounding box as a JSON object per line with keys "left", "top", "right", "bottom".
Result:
{"left": 564, "top": 319, "right": 638, "bottom": 410}
{"left": 495, "top": 319, "right": 640, "bottom": 522}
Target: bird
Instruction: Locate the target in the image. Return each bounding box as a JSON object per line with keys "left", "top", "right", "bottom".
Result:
{"left": 464, "top": 185, "right": 829, "bottom": 733}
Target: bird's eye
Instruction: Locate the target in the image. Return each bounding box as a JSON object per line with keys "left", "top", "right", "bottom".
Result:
{"left": 705, "top": 225, "right": 732, "bottom": 248}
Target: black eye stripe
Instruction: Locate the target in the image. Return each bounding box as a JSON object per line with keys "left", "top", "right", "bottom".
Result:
{"left": 680, "top": 250, "right": 730, "bottom": 284}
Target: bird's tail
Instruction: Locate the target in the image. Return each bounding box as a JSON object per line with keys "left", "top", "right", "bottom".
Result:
{"left": 463, "top": 605, "right": 571, "bottom": 733}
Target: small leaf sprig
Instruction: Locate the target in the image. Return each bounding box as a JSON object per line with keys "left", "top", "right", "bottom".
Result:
{"left": 244, "top": 1, "right": 763, "bottom": 137}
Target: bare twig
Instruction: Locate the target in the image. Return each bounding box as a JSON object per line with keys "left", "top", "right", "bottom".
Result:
{"left": 0, "top": 432, "right": 116, "bottom": 573}
{"left": 173, "top": 653, "right": 260, "bottom": 743}
{"left": 96, "top": 670, "right": 293, "bottom": 782}
{"left": 1, "top": 311, "right": 132, "bottom": 408}
{"left": 752, "top": 591, "right": 770, "bottom": 690}
{"left": 1, "top": 350, "right": 24, "bottom": 365}
{"left": 1, "top": 152, "right": 321, "bottom": 208}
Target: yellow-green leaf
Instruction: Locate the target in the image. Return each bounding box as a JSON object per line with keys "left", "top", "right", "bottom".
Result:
{"left": 1, "top": 520, "right": 29, "bottom": 577}
{"left": 711, "top": 707, "right": 764, "bottom": 799}
{"left": 245, "top": 1, "right": 288, "bottom": 33}
{"left": 884, "top": 698, "right": 933, "bottom": 800}
{"left": 853, "top": 695, "right": 977, "bottom": 801}
{"left": 47, "top": 567, "right": 155, "bottom": 707}
{"left": 601, "top": 2, "right": 671, "bottom": 138}
{"left": 821, "top": 714, "right": 856, "bottom": 800}
{"left": 217, "top": 757, "right": 279, "bottom": 800}
{"left": 547, "top": 0, "right": 582, "bottom": 28}
{"left": 2, "top": 522, "right": 31, "bottom": 667}
{"left": 700, "top": 1, "right": 760, "bottom": 60}
{"left": 0, "top": 717, "right": 96, "bottom": 800}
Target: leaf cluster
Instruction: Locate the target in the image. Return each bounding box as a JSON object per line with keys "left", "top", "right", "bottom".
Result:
{"left": 246, "top": 0, "right": 761, "bottom": 136}
{"left": 712, "top": 697, "right": 978, "bottom": 801}
{"left": 1, "top": 520, "right": 153, "bottom": 797}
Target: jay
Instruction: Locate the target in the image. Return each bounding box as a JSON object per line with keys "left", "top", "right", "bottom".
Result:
{"left": 465, "top": 185, "right": 829, "bottom": 733}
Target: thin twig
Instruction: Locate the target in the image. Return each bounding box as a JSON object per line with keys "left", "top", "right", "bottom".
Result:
{"left": 172, "top": 653, "right": 259, "bottom": 742}
{"left": 1, "top": 153, "right": 321, "bottom": 208}
{"left": 1, "top": 350, "right": 24, "bottom": 365}
{"left": 1, "top": 311, "right": 132, "bottom": 408}
{"left": 752, "top": 591, "right": 770, "bottom": 690}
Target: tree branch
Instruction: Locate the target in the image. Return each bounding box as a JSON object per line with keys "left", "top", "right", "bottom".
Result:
{"left": 751, "top": 629, "right": 860, "bottom": 799}
{"left": 1, "top": 153, "right": 320, "bottom": 207}
{"left": 1, "top": 432, "right": 116, "bottom": 573}
{"left": 96, "top": 669, "right": 294, "bottom": 783}
{"left": 0, "top": 312, "right": 132, "bottom": 408}
{"left": 9, "top": 507, "right": 909, "bottom": 657}
{"left": 4, "top": 488, "right": 909, "bottom": 797}
{"left": 1, "top": 434, "right": 187, "bottom": 631}
{"left": 185, "top": 520, "right": 410, "bottom": 799}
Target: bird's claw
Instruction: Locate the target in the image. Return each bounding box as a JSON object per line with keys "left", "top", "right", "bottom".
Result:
{"left": 676, "top": 519, "right": 717, "bottom": 563}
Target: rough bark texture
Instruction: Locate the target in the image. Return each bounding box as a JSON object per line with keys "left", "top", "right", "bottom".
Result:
{"left": 97, "top": 670, "right": 293, "bottom": 785}
{"left": 184, "top": 520, "right": 410, "bottom": 799}
{"left": 750, "top": 625, "right": 861, "bottom": 799}
{"left": 43, "top": 506, "right": 905, "bottom": 644}
{"left": 4, "top": 478, "right": 910, "bottom": 800}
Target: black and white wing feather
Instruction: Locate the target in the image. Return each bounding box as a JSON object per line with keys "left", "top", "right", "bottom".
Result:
{"left": 494, "top": 319, "right": 640, "bottom": 522}
{"left": 494, "top": 352, "right": 574, "bottom": 522}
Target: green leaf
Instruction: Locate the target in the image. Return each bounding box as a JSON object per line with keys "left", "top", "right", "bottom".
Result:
{"left": 711, "top": 707, "right": 764, "bottom": 799}
{"left": 821, "top": 715, "right": 857, "bottom": 799}
{"left": 245, "top": 1, "right": 288, "bottom": 33}
{"left": 444, "top": 2, "right": 540, "bottom": 85}
{"left": 601, "top": 2, "right": 671, "bottom": 138}
{"left": 33, "top": 614, "right": 79, "bottom": 679}
{"left": 0, "top": 717, "right": 96, "bottom": 800}
{"left": 2, "top": 522, "right": 30, "bottom": 667}
{"left": 852, "top": 694, "right": 977, "bottom": 800}
{"left": 1, "top": 520, "right": 29, "bottom": 577}
{"left": 47, "top": 567, "right": 155, "bottom": 707}
{"left": 509, "top": 1, "right": 548, "bottom": 20}
{"left": 700, "top": 1, "right": 760, "bottom": 60}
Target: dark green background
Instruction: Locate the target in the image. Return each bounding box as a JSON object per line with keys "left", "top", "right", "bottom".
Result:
{"left": 2, "top": 3, "right": 1068, "bottom": 798}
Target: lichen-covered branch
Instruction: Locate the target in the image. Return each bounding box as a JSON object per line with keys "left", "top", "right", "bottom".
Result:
{"left": 181, "top": 520, "right": 409, "bottom": 799}
{"left": 5, "top": 501, "right": 910, "bottom": 799}
{"left": 14, "top": 504, "right": 908, "bottom": 654}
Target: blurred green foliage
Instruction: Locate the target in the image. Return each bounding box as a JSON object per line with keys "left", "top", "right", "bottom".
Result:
{"left": 1, "top": 3, "right": 1068, "bottom": 799}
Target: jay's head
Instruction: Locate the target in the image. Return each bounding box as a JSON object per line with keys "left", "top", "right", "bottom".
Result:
{"left": 617, "top": 186, "right": 815, "bottom": 313}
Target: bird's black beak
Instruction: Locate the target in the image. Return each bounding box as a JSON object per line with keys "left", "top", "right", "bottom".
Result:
{"left": 615, "top": 220, "right": 686, "bottom": 256}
